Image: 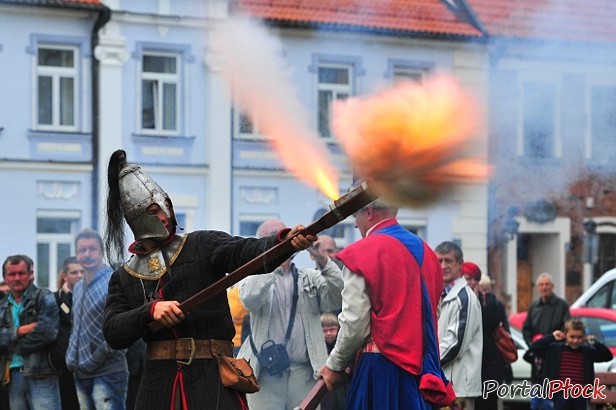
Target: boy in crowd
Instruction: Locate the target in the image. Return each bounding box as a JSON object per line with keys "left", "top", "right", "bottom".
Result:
{"left": 529, "top": 318, "right": 613, "bottom": 410}
{"left": 320, "top": 313, "right": 349, "bottom": 410}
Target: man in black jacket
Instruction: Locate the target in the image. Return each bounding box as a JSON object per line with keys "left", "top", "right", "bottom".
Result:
{"left": 0, "top": 254, "right": 61, "bottom": 409}
{"left": 523, "top": 272, "right": 571, "bottom": 410}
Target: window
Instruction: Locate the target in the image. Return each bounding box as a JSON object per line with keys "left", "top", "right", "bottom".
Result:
{"left": 317, "top": 64, "right": 353, "bottom": 138}
{"left": 311, "top": 207, "right": 356, "bottom": 248}
{"left": 36, "top": 212, "right": 81, "bottom": 290}
{"left": 586, "top": 283, "right": 611, "bottom": 309}
{"left": 386, "top": 60, "right": 433, "bottom": 85}
{"left": 239, "top": 215, "right": 278, "bottom": 237}
{"left": 235, "top": 107, "right": 263, "bottom": 139}
{"left": 522, "top": 81, "right": 556, "bottom": 159}
{"left": 597, "top": 233, "right": 616, "bottom": 282}
{"left": 577, "top": 317, "right": 616, "bottom": 350}
{"left": 590, "top": 86, "right": 616, "bottom": 164}
{"left": 392, "top": 67, "right": 426, "bottom": 85}
{"left": 327, "top": 223, "right": 355, "bottom": 251}
{"left": 175, "top": 212, "right": 187, "bottom": 232}
{"left": 400, "top": 223, "right": 427, "bottom": 240}
{"left": 141, "top": 53, "right": 180, "bottom": 134}
{"left": 37, "top": 46, "right": 78, "bottom": 130}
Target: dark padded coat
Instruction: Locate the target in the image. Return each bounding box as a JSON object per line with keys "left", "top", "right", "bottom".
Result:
{"left": 103, "top": 230, "right": 282, "bottom": 410}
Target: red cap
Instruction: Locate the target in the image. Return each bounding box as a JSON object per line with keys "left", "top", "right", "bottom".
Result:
{"left": 461, "top": 262, "right": 481, "bottom": 281}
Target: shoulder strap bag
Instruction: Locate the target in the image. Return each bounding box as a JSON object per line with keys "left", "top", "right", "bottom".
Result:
{"left": 249, "top": 266, "right": 299, "bottom": 376}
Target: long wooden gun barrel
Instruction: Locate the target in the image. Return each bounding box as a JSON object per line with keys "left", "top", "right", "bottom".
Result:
{"left": 149, "top": 182, "right": 377, "bottom": 333}
{"left": 294, "top": 379, "right": 328, "bottom": 410}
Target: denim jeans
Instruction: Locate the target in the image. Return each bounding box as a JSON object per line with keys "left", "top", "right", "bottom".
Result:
{"left": 552, "top": 392, "right": 588, "bottom": 410}
{"left": 530, "top": 396, "right": 554, "bottom": 410}
{"left": 8, "top": 368, "right": 61, "bottom": 410}
{"left": 74, "top": 371, "right": 128, "bottom": 410}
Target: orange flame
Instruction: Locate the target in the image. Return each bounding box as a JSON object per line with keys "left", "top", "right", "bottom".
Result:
{"left": 209, "top": 16, "right": 339, "bottom": 199}
{"left": 333, "top": 74, "right": 489, "bottom": 206}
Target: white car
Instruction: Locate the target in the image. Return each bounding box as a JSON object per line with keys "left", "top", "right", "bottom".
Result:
{"left": 572, "top": 267, "right": 616, "bottom": 309}
{"left": 502, "top": 327, "right": 531, "bottom": 405}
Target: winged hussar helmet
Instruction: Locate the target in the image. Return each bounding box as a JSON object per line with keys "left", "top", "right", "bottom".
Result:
{"left": 106, "top": 150, "right": 178, "bottom": 265}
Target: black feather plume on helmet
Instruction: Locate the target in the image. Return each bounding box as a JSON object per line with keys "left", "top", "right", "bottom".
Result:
{"left": 105, "top": 150, "right": 128, "bottom": 268}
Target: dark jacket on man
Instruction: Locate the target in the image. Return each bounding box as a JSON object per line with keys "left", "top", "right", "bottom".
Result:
{"left": 522, "top": 294, "right": 570, "bottom": 346}
{"left": 0, "top": 284, "right": 60, "bottom": 377}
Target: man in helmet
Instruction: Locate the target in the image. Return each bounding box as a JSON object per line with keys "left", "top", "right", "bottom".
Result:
{"left": 102, "top": 150, "right": 316, "bottom": 410}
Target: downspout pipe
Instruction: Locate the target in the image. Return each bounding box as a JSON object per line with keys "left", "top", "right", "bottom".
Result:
{"left": 91, "top": 5, "right": 111, "bottom": 230}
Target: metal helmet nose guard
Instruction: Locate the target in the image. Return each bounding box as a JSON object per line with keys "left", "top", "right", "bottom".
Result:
{"left": 118, "top": 163, "right": 176, "bottom": 242}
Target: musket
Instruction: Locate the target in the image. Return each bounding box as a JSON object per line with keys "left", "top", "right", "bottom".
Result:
{"left": 149, "top": 181, "right": 377, "bottom": 333}
{"left": 294, "top": 379, "right": 328, "bottom": 410}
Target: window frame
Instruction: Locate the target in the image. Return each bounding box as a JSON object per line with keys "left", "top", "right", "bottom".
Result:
{"left": 309, "top": 54, "right": 364, "bottom": 140}
{"left": 398, "top": 217, "right": 428, "bottom": 240}
{"left": 35, "top": 210, "right": 81, "bottom": 290}
{"left": 139, "top": 51, "right": 182, "bottom": 136}
{"left": 35, "top": 44, "right": 80, "bottom": 132}
{"left": 386, "top": 59, "right": 434, "bottom": 86}
{"left": 587, "top": 83, "right": 616, "bottom": 165}
{"left": 233, "top": 105, "right": 265, "bottom": 140}
{"left": 132, "top": 43, "right": 193, "bottom": 139}
{"left": 169, "top": 194, "right": 197, "bottom": 233}
{"left": 316, "top": 63, "right": 353, "bottom": 139}
{"left": 238, "top": 214, "right": 278, "bottom": 237}
{"left": 517, "top": 77, "right": 562, "bottom": 159}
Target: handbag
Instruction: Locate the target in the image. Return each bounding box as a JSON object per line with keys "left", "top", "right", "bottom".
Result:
{"left": 249, "top": 266, "right": 298, "bottom": 377}
{"left": 492, "top": 322, "right": 518, "bottom": 363}
{"left": 255, "top": 340, "right": 290, "bottom": 376}
{"left": 217, "top": 355, "right": 260, "bottom": 393}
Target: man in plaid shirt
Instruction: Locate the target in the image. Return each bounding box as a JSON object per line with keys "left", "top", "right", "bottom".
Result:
{"left": 66, "top": 229, "right": 128, "bottom": 409}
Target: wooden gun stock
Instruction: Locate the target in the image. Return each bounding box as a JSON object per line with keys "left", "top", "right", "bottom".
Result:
{"left": 294, "top": 379, "right": 328, "bottom": 410}
{"left": 148, "top": 182, "right": 376, "bottom": 333}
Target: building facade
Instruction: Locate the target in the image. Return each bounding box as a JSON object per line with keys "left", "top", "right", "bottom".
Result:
{"left": 473, "top": 0, "right": 616, "bottom": 311}
{"left": 0, "top": 0, "right": 491, "bottom": 289}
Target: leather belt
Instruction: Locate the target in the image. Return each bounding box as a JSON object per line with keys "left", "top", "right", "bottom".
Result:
{"left": 147, "top": 338, "right": 233, "bottom": 365}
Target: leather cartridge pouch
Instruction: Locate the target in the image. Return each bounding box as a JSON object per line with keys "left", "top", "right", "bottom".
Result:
{"left": 212, "top": 342, "right": 259, "bottom": 393}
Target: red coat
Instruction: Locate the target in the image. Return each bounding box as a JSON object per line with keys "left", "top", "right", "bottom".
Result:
{"left": 336, "top": 218, "right": 443, "bottom": 376}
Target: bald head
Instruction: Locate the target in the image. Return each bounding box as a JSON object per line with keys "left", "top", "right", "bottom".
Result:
{"left": 256, "top": 219, "right": 286, "bottom": 239}
{"left": 316, "top": 235, "right": 337, "bottom": 259}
